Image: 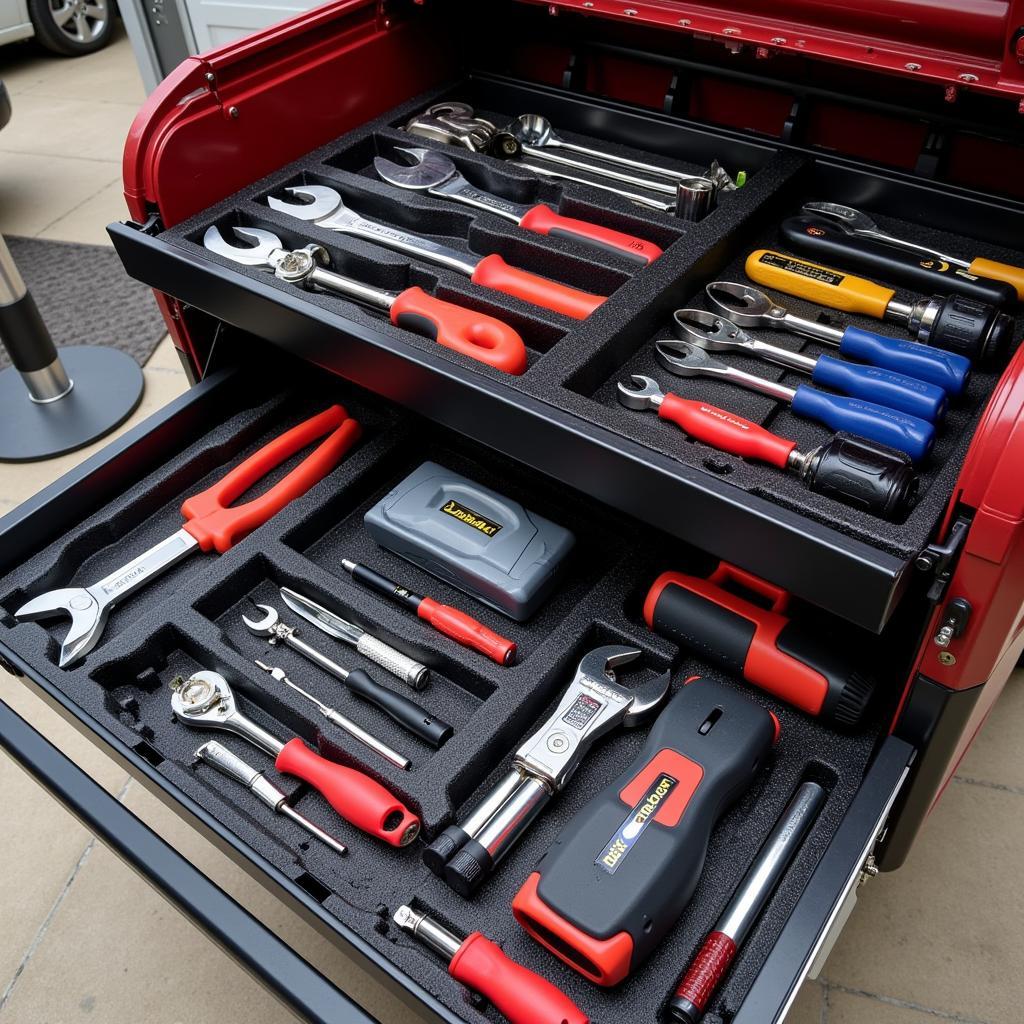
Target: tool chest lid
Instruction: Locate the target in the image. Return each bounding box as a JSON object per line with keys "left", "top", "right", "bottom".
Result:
{"left": 529, "top": 0, "right": 1024, "bottom": 102}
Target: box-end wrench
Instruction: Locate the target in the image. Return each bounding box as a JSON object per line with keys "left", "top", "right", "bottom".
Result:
{"left": 170, "top": 670, "right": 420, "bottom": 846}
{"left": 14, "top": 406, "right": 360, "bottom": 667}
{"left": 654, "top": 339, "right": 935, "bottom": 463}
{"left": 705, "top": 281, "right": 971, "bottom": 397}
{"left": 203, "top": 226, "right": 527, "bottom": 375}
{"left": 373, "top": 147, "right": 663, "bottom": 267}
{"left": 673, "top": 308, "right": 947, "bottom": 422}
{"left": 267, "top": 184, "right": 605, "bottom": 320}
{"left": 423, "top": 645, "right": 671, "bottom": 896}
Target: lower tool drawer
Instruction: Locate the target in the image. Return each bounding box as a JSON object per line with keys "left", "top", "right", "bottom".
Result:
{"left": 0, "top": 349, "right": 914, "bottom": 1024}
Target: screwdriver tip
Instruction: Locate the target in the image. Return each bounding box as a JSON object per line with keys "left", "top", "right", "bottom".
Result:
{"left": 341, "top": 559, "right": 356, "bottom": 572}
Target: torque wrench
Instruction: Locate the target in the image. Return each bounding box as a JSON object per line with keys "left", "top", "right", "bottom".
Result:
{"left": 706, "top": 281, "right": 971, "bottom": 397}
{"left": 745, "top": 249, "right": 1013, "bottom": 363}
{"left": 255, "top": 660, "right": 412, "bottom": 771}
{"left": 798, "top": 201, "right": 1024, "bottom": 302}
{"left": 341, "top": 558, "right": 516, "bottom": 666}
{"left": 170, "top": 671, "right": 420, "bottom": 846}
{"left": 783, "top": 211, "right": 1018, "bottom": 307}
{"left": 617, "top": 376, "right": 918, "bottom": 519}
{"left": 424, "top": 646, "right": 670, "bottom": 895}
{"left": 643, "top": 561, "right": 876, "bottom": 727}
{"left": 373, "top": 147, "right": 663, "bottom": 266}
{"left": 512, "top": 679, "right": 777, "bottom": 986}
{"left": 654, "top": 338, "right": 935, "bottom": 463}
{"left": 674, "top": 308, "right": 947, "bottom": 422}
{"left": 15, "top": 406, "right": 360, "bottom": 667}
{"left": 666, "top": 780, "right": 826, "bottom": 1023}
{"left": 195, "top": 740, "right": 348, "bottom": 856}
{"left": 280, "top": 586, "right": 430, "bottom": 690}
{"left": 268, "top": 185, "right": 607, "bottom": 320}
{"left": 242, "top": 603, "right": 451, "bottom": 747}
{"left": 203, "top": 226, "right": 528, "bottom": 375}
{"left": 393, "top": 905, "right": 588, "bottom": 1024}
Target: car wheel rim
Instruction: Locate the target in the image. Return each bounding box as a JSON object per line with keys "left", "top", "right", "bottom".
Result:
{"left": 49, "top": 0, "right": 107, "bottom": 43}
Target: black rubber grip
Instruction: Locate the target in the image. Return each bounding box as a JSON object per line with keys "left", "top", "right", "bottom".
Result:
{"left": 350, "top": 563, "right": 422, "bottom": 611}
{"left": 0, "top": 293, "right": 57, "bottom": 372}
{"left": 344, "top": 670, "right": 453, "bottom": 747}
{"left": 445, "top": 838, "right": 493, "bottom": 897}
{"left": 650, "top": 584, "right": 755, "bottom": 676}
{"left": 422, "top": 824, "right": 471, "bottom": 876}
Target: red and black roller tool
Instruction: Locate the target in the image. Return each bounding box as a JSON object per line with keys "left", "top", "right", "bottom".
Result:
{"left": 512, "top": 679, "right": 777, "bottom": 987}
{"left": 643, "top": 562, "right": 876, "bottom": 728}
{"left": 393, "top": 905, "right": 589, "bottom": 1024}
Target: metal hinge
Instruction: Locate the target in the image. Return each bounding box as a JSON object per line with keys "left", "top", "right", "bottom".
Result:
{"left": 914, "top": 515, "right": 971, "bottom": 603}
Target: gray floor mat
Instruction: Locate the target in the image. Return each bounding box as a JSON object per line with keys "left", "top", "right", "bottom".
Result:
{"left": 0, "top": 236, "right": 166, "bottom": 370}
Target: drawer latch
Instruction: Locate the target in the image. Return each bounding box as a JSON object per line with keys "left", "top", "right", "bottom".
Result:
{"left": 915, "top": 515, "right": 970, "bottom": 602}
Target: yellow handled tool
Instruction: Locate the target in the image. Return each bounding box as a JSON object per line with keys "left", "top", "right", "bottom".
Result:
{"left": 744, "top": 250, "right": 1012, "bottom": 363}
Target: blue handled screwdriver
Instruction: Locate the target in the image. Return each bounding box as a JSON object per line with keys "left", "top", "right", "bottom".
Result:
{"left": 706, "top": 281, "right": 972, "bottom": 397}
{"left": 654, "top": 338, "right": 935, "bottom": 463}
{"left": 675, "top": 309, "right": 947, "bottom": 423}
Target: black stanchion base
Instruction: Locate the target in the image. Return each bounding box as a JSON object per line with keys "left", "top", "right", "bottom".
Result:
{"left": 0, "top": 346, "right": 144, "bottom": 462}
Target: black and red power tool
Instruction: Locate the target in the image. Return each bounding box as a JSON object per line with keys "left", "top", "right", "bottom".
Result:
{"left": 643, "top": 561, "right": 876, "bottom": 729}
{"left": 512, "top": 678, "right": 777, "bottom": 987}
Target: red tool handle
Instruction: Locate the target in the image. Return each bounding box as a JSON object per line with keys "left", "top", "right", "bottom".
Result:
{"left": 658, "top": 394, "right": 796, "bottom": 469}
{"left": 275, "top": 739, "right": 420, "bottom": 847}
{"left": 417, "top": 597, "right": 517, "bottom": 666}
{"left": 390, "top": 287, "right": 528, "bottom": 375}
{"left": 181, "top": 405, "right": 360, "bottom": 553}
{"left": 449, "top": 933, "right": 589, "bottom": 1024}
{"left": 671, "top": 931, "right": 737, "bottom": 1019}
{"left": 471, "top": 253, "right": 604, "bottom": 320}
{"left": 518, "top": 204, "right": 662, "bottom": 267}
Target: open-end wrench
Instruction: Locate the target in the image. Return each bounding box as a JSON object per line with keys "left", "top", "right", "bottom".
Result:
{"left": 654, "top": 339, "right": 935, "bottom": 463}
{"left": 423, "top": 645, "right": 671, "bottom": 896}
{"left": 705, "top": 281, "right": 971, "bottom": 397}
{"left": 372, "top": 147, "right": 663, "bottom": 266}
{"left": 616, "top": 375, "right": 918, "bottom": 519}
{"left": 673, "top": 308, "right": 947, "bottom": 422}
{"left": 795, "top": 201, "right": 1024, "bottom": 302}
{"left": 15, "top": 406, "right": 360, "bottom": 667}
{"left": 267, "top": 184, "right": 605, "bottom": 320}
{"left": 203, "top": 225, "right": 527, "bottom": 375}
{"left": 170, "top": 670, "right": 419, "bottom": 846}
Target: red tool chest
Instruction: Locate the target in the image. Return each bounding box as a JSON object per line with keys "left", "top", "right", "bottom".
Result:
{"left": 4, "top": 1, "right": 1024, "bottom": 1021}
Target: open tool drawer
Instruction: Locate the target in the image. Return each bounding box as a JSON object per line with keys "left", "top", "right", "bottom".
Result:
{"left": 6, "top": 0, "right": 1024, "bottom": 1021}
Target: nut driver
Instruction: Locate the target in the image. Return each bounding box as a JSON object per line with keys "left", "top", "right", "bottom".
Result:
{"left": 243, "top": 603, "right": 451, "bottom": 747}
{"left": 796, "top": 201, "right": 1024, "bottom": 302}
{"left": 278, "top": 585, "right": 430, "bottom": 690}
{"left": 654, "top": 338, "right": 935, "bottom": 463}
{"left": 203, "top": 225, "right": 527, "bottom": 375}
{"left": 255, "top": 660, "right": 412, "bottom": 771}
{"left": 170, "top": 670, "right": 420, "bottom": 846}
{"left": 267, "top": 184, "right": 606, "bottom": 319}
{"left": 617, "top": 375, "right": 918, "bottom": 519}
{"left": 674, "top": 308, "right": 947, "bottom": 422}
{"left": 372, "top": 147, "right": 663, "bottom": 266}
{"left": 392, "top": 905, "right": 588, "bottom": 1024}
{"left": 195, "top": 740, "right": 348, "bottom": 856}
{"left": 14, "top": 406, "right": 360, "bottom": 668}
{"left": 424, "top": 645, "right": 670, "bottom": 896}
{"left": 745, "top": 249, "right": 1013, "bottom": 363}
{"left": 706, "top": 280, "right": 972, "bottom": 397}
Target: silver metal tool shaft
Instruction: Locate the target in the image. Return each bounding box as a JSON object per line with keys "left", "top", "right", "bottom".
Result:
{"left": 393, "top": 905, "right": 461, "bottom": 960}
{"left": 196, "top": 740, "right": 348, "bottom": 855}
{"left": 255, "top": 661, "right": 411, "bottom": 771}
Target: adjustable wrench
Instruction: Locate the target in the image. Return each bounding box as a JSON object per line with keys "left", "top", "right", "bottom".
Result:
{"left": 203, "top": 225, "right": 527, "bottom": 375}
{"left": 673, "top": 308, "right": 947, "bottom": 422}
{"left": 654, "top": 338, "right": 935, "bottom": 463}
{"left": 268, "top": 184, "right": 605, "bottom": 319}
{"left": 373, "top": 147, "right": 663, "bottom": 266}
{"left": 15, "top": 406, "right": 360, "bottom": 667}
{"left": 423, "top": 645, "right": 670, "bottom": 895}
{"left": 170, "top": 670, "right": 419, "bottom": 846}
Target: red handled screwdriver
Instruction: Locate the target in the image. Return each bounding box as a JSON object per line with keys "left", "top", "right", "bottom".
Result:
{"left": 393, "top": 905, "right": 588, "bottom": 1024}
{"left": 667, "top": 781, "right": 825, "bottom": 1022}
{"left": 341, "top": 558, "right": 517, "bottom": 666}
